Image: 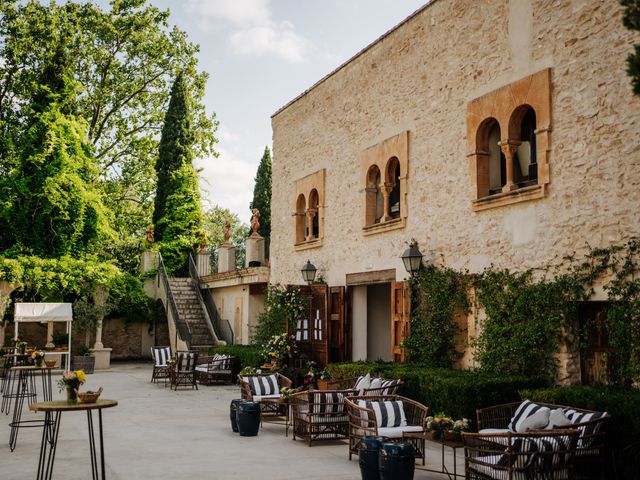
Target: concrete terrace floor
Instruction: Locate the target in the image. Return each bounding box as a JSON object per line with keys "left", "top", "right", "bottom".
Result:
{"left": 0, "top": 363, "right": 461, "bottom": 479}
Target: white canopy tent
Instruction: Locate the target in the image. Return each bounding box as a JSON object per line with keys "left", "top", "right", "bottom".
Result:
{"left": 14, "top": 303, "right": 73, "bottom": 370}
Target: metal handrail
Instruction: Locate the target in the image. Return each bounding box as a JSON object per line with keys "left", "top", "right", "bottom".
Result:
{"left": 188, "top": 254, "right": 228, "bottom": 344}
{"left": 158, "top": 253, "right": 192, "bottom": 346}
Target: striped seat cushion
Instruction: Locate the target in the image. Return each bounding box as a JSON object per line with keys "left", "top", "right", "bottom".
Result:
{"left": 151, "top": 347, "right": 171, "bottom": 367}
{"left": 508, "top": 400, "right": 549, "bottom": 432}
{"left": 311, "top": 392, "right": 346, "bottom": 415}
{"left": 357, "top": 400, "right": 407, "bottom": 428}
{"left": 563, "top": 409, "right": 608, "bottom": 448}
{"left": 243, "top": 374, "right": 279, "bottom": 396}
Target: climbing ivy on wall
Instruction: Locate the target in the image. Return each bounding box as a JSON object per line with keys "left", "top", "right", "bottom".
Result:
{"left": 405, "top": 265, "right": 470, "bottom": 367}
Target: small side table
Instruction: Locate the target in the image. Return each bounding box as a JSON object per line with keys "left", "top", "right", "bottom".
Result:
{"left": 30, "top": 399, "right": 118, "bottom": 480}
{"left": 403, "top": 431, "right": 465, "bottom": 479}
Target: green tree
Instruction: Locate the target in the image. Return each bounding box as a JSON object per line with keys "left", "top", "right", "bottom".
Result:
{"left": 0, "top": 0, "right": 217, "bottom": 244}
{"left": 0, "top": 39, "right": 111, "bottom": 256}
{"left": 203, "top": 205, "right": 248, "bottom": 269}
{"left": 153, "top": 73, "right": 203, "bottom": 272}
{"left": 249, "top": 146, "right": 272, "bottom": 238}
{"left": 621, "top": 0, "right": 640, "bottom": 95}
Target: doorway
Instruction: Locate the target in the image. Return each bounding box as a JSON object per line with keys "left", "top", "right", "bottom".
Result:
{"left": 367, "top": 283, "right": 392, "bottom": 361}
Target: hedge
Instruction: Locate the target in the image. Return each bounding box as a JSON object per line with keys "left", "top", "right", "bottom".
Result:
{"left": 328, "top": 362, "right": 548, "bottom": 429}
{"left": 520, "top": 385, "right": 640, "bottom": 453}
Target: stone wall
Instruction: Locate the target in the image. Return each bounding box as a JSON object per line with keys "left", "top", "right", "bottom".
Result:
{"left": 271, "top": 0, "right": 640, "bottom": 286}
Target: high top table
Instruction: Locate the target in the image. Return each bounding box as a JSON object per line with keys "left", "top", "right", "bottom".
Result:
{"left": 29, "top": 399, "right": 118, "bottom": 480}
{"left": 3, "top": 365, "right": 54, "bottom": 451}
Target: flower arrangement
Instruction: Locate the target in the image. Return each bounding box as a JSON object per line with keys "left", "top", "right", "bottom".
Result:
{"left": 166, "top": 358, "right": 176, "bottom": 367}
{"left": 303, "top": 361, "right": 331, "bottom": 386}
{"left": 425, "top": 413, "right": 470, "bottom": 440}
{"left": 57, "top": 370, "right": 87, "bottom": 402}
{"left": 279, "top": 386, "right": 302, "bottom": 399}
{"left": 260, "top": 333, "right": 297, "bottom": 365}
{"left": 14, "top": 338, "right": 28, "bottom": 354}
{"left": 31, "top": 351, "right": 45, "bottom": 366}
{"left": 239, "top": 366, "right": 261, "bottom": 375}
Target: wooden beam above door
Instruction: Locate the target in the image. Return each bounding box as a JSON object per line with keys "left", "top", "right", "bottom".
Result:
{"left": 345, "top": 269, "right": 396, "bottom": 286}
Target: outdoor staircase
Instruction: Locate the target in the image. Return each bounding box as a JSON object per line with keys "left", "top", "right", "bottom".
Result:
{"left": 168, "top": 277, "right": 217, "bottom": 356}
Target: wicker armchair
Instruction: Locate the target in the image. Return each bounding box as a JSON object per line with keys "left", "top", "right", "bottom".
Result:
{"left": 463, "top": 429, "right": 579, "bottom": 480}
{"left": 290, "top": 388, "right": 358, "bottom": 446}
{"left": 195, "top": 354, "right": 235, "bottom": 385}
{"left": 150, "top": 346, "right": 171, "bottom": 384}
{"left": 325, "top": 376, "right": 404, "bottom": 396}
{"left": 476, "top": 401, "right": 610, "bottom": 479}
{"left": 238, "top": 373, "right": 292, "bottom": 416}
{"left": 170, "top": 351, "right": 198, "bottom": 391}
{"left": 344, "top": 395, "right": 429, "bottom": 462}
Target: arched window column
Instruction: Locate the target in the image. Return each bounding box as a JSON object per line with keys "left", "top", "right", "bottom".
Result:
{"left": 499, "top": 140, "right": 521, "bottom": 193}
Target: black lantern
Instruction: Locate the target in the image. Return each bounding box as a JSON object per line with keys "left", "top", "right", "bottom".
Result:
{"left": 401, "top": 242, "right": 423, "bottom": 275}
{"left": 301, "top": 260, "right": 317, "bottom": 285}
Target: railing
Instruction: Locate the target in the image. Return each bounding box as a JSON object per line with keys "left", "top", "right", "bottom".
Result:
{"left": 188, "top": 254, "right": 230, "bottom": 344}
{"left": 158, "top": 253, "right": 191, "bottom": 347}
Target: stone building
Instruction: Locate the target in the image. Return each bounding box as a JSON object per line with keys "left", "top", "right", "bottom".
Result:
{"left": 270, "top": 0, "right": 640, "bottom": 382}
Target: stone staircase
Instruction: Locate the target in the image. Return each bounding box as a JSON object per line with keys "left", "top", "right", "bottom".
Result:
{"left": 168, "top": 277, "right": 217, "bottom": 356}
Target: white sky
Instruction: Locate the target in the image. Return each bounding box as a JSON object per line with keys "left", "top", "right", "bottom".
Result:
{"left": 151, "top": 0, "right": 427, "bottom": 220}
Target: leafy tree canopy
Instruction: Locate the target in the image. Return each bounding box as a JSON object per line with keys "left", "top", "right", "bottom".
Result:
{"left": 203, "top": 205, "right": 248, "bottom": 269}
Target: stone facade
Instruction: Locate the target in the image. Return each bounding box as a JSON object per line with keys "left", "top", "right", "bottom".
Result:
{"left": 271, "top": 0, "right": 640, "bottom": 377}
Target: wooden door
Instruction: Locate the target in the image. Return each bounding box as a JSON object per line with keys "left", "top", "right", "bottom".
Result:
{"left": 391, "top": 281, "right": 410, "bottom": 362}
{"left": 328, "top": 286, "right": 345, "bottom": 363}
{"left": 308, "top": 285, "right": 328, "bottom": 366}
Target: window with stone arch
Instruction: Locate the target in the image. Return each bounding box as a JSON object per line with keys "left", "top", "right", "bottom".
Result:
{"left": 361, "top": 131, "right": 409, "bottom": 234}
{"left": 365, "top": 165, "right": 383, "bottom": 226}
{"left": 293, "top": 169, "right": 325, "bottom": 250}
{"left": 295, "top": 194, "right": 306, "bottom": 244}
{"left": 467, "top": 69, "right": 551, "bottom": 211}
{"left": 386, "top": 157, "right": 401, "bottom": 220}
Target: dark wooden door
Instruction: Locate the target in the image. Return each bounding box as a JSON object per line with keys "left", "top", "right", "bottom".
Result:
{"left": 307, "top": 285, "right": 328, "bottom": 366}
{"left": 328, "top": 286, "right": 345, "bottom": 363}
{"left": 391, "top": 281, "right": 410, "bottom": 362}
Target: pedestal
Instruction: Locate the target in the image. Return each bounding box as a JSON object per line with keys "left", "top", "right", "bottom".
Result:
{"left": 196, "top": 251, "right": 211, "bottom": 276}
{"left": 218, "top": 245, "right": 236, "bottom": 273}
{"left": 245, "top": 236, "right": 265, "bottom": 268}
{"left": 92, "top": 348, "right": 112, "bottom": 370}
{"left": 141, "top": 249, "right": 157, "bottom": 273}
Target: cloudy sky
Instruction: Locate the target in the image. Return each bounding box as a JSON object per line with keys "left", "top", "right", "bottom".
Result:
{"left": 150, "top": 0, "right": 427, "bottom": 220}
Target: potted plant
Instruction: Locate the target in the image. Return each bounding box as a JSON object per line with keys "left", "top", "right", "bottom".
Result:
{"left": 72, "top": 346, "right": 95, "bottom": 374}
{"left": 52, "top": 332, "right": 69, "bottom": 350}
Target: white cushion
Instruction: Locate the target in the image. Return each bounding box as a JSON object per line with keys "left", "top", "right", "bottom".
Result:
{"left": 546, "top": 409, "right": 572, "bottom": 429}
{"left": 478, "top": 429, "right": 511, "bottom": 446}
{"left": 377, "top": 425, "right": 423, "bottom": 438}
{"left": 195, "top": 365, "right": 208, "bottom": 373}
{"left": 369, "top": 377, "right": 383, "bottom": 390}
{"left": 354, "top": 373, "right": 371, "bottom": 393}
{"left": 357, "top": 399, "right": 407, "bottom": 427}
{"left": 479, "top": 428, "right": 510, "bottom": 434}
{"left": 508, "top": 400, "right": 547, "bottom": 432}
{"left": 253, "top": 394, "right": 281, "bottom": 401}
{"left": 517, "top": 407, "right": 550, "bottom": 432}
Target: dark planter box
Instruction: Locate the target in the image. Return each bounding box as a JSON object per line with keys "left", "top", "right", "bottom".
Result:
{"left": 72, "top": 356, "right": 95, "bottom": 374}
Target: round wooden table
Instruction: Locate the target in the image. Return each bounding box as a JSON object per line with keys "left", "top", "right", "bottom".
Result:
{"left": 29, "top": 399, "right": 118, "bottom": 480}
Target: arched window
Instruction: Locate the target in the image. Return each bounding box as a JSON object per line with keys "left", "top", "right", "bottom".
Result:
{"left": 487, "top": 120, "right": 506, "bottom": 195}
{"left": 295, "top": 194, "right": 306, "bottom": 244}
{"left": 511, "top": 106, "right": 537, "bottom": 187}
{"left": 365, "top": 165, "right": 382, "bottom": 226}
{"left": 386, "top": 157, "right": 401, "bottom": 219}
{"left": 308, "top": 189, "right": 319, "bottom": 239}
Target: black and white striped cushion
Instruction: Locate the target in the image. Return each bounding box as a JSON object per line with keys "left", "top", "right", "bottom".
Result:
{"left": 245, "top": 374, "right": 279, "bottom": 396}
{"left": 357, "top": 400, "right": 407, "bottom": 428}
{"left": 311, "top": 392, "right": 345, "bottom": 415}
{"left": 563, "top": 409, "right": 607, "bottom": 448}
{"left": 508, "top": 400, "right": 547, "bottom": 432}
{"left": 151, "top": 347, "right": 171, "bottom": 366}
{"left": 380, "top": 379, "right": 401, "bottom": 395}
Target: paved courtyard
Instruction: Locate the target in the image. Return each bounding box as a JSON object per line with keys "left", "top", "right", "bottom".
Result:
{"left": 0, "top": 363, "right": 460, "bottom": 479}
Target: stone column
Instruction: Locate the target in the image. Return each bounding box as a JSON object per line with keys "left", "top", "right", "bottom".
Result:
{"left": 196, "top": 250, "right": 211, "bottom": 276}
{"left": 306, "top": 208, "right": 317, "bottom": 241}
{"left": 382, "top": 184, "right": 393, "bottom": 222}
{"left": 500, "top": 141, "right": 520, "bottom": 193}
{"left": 92, "top": 285, "right": 112, "bottom": 370}
{"left": 45, "top": 322, "right": 55, "bottom": 348}
{"left": 218, "top": 244, "right": 236, "bottom": 273}
{"left": 245, "top": 235, "right": 265, "bottom": 267}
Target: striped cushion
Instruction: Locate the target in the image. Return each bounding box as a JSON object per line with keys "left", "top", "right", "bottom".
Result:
{"left": 244, "top": 374, "right": 279, "bottom": 396}
{"left": 151, "top": 347, "right": 171, "bottom": 367}
{"left": 563, "top": 409, "right": 608, "bottom": 448}
{"left": 357, "top": 400, "right": 407, "bottom": 428}
{"left": 311, "top": 392, "right": 346, "bottom": 415}
{"left": 508, "top": 400, "right": 548, "bottom": 432}
{"left": 380, "top": 379, "right": 401, "bottom": 395}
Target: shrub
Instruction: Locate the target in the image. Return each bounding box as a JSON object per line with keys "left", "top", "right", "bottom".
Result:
{"left": 520, "top": 385, "right": 640, "bottom": 453}
{"left": 328, "top": 362, "right": 547, "bottom": 429}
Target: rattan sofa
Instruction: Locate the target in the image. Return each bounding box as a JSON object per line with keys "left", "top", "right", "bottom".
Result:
{"left": 195, "top": 354, "right": 235, "bottom": 385}
{"left": 290, "top": 388, "right": 358, "bottom": 446}
{"left": 344, "top": 394, "right": 429, "bottom": 462}
{"left": 462, "top": 429, "right": 580, "bottom": 480}
{"left": 476, "top": 401, "right": 611, "bottom": 479}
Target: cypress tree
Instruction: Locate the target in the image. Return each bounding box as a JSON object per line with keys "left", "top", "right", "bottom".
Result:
{"left": 249, "top": 146, "right": 272, "bottom": 238}
{"left": 621, "top": 0, "right": 640, "bottom": 95}
{"left": 153, "top": 72, "right": 203, "bottom": 272}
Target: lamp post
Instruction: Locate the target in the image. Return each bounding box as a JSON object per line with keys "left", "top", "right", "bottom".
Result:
{"left": 301, "top": 260, "right": 317, "bottom": 285}
{"left": 401, "top": 241, "right": 423, "bottom": 276}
